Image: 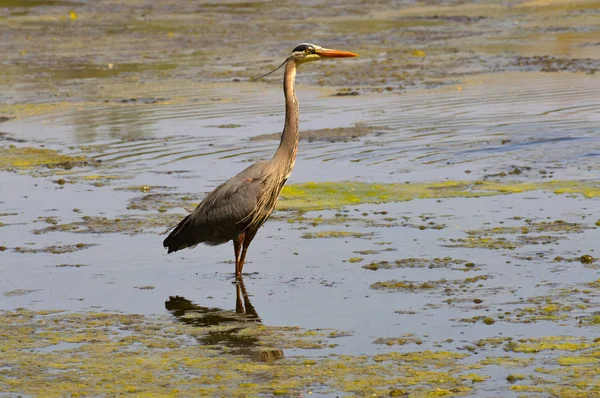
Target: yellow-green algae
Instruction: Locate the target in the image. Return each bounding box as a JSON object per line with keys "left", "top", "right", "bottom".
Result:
{"left": 301, "top": 231, "right": 372, "bottom": 239}
{"left": 363, "top": 257, "right": 473, "bottom": 271}
{"left": 12, "top": 243, "right": 95, "bottom": 254}
{"left": 2, "top": 311, "right": 600, "bottom": 396}
{"left": 0, "top": 309, "right": 488, "bottom": 397}
{"left": 493, "top": 282, "right": 600, "bottom": 325}
{"left": 277, "top": 180, "right": 600, "bottom": 211}
{"left": 371, "top": 275, "right": 490, "bottom": 291}
{"left": 505, "top": 336, "right": 599, "bottom": 353}
{"left": 33, "top": 213, "right": 182, "bottom": 235}
{"left": 0, "top": 146, "right": 90, "bottom": 171}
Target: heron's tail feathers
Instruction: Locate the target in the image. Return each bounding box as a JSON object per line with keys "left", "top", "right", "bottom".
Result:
{"left": 163, "top": 214, "right": 193, "bottom": 253}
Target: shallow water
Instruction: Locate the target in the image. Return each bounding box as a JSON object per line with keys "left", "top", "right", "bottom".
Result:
{"left": 2, "top": 72, "right": 600, "bottom": 395}
{"left": 2, "top": 0, "right": 600, "bottom": 396}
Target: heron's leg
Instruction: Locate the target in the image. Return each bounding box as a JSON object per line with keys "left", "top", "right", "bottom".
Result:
{"left": 233, "top": 232, "right": 245, "bottom": 279}
{"left": 238, "top": 230, "right": 257, "bottom": 275}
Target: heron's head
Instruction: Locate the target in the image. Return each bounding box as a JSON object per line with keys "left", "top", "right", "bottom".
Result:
{"left": 289, "top": 43, "right": 359, "bottom": 64}
{"left": 252, "top": 43, "right": 358, "bottom": 81}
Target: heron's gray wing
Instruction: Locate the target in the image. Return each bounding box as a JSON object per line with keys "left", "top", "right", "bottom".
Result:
{"left": 188, "top": 161, "right": 269, "bottom": 243}
{"left": 164, "top": 161, "right": 270, "bottom": 251}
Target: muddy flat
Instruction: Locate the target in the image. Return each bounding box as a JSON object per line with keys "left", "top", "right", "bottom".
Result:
{"left": 1, "top": 1, "right": 600, "bottom": 396}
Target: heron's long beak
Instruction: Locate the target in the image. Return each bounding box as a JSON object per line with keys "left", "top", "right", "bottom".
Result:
{"left": 316, "top": 48, "right": 359, "bottom": 58}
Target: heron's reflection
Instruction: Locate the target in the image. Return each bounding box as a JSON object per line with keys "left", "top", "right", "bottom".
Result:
{"left": 165, "top": 279, "right": 283, "bottom": 362}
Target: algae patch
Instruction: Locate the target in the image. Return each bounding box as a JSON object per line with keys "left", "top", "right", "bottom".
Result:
{"left": 33, "top": 214, "right": 181, "bottom": 235}
{"left": 301, "top": 231, "right": 373, "bottom": 239}
{"left": 0, "top": 146, "right": 91, "bottom": 171}
{"left": 443, "top": 218, "right": 593, "bottom": 251}
{"left": 363, "top": 257, "right": 475, "bottom": 271}
{"left": 12, "top": 243, "right": 95, "bottom": 254}
{"left": 371, "top": 275, "right": 491, "bottom": 292}
{"left": 0, "top": 308, "right": 482, "bottom": 397}
{"left": 278, "top": 180, "right": 600, "bottom": 211}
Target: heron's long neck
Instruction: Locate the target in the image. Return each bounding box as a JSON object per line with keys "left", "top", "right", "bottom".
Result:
{"left": 271, "top": 60, "right": 298, "bottom": 179}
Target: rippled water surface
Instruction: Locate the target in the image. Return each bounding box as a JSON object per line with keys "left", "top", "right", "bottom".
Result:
{"left": 2, "top": 0, "right": 600, "bottom": 396}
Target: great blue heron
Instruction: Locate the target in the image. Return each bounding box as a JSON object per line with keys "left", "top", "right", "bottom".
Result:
{"left": 163, "top": 43, "right": 359, "bottom": 279}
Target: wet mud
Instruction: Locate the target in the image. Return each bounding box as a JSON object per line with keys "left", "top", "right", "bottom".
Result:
{"left": 2, "top": 0, "right": 600, "bottom": 397}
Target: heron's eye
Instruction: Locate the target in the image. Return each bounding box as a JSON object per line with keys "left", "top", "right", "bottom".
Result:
{"left": 304, "top": 48, "right": 312, "bottom": 54}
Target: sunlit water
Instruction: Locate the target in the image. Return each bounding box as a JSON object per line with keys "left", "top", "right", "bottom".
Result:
{"left": 1, "top": 72, "right": 599, "bottom": 396}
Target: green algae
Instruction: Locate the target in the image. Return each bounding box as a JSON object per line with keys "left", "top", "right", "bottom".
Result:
{"left": 301, "top": 231, "right": 373, "bottom": 239}
{"left": 371, "top": 275, "right": 490, "bottom": 292}
{"left": 446, "top": 219, "right": 593, "bottom": 250}
{"left": 0, "top": 309, "right": 485, "bottom": 397}
{"left": 466, "top": 220, "right": 590, "bottom": 237}
{"left": 478, "top": 357, "right": 534, "bottom": 367}
{"left": 277, "top": 180, "right": 600, "bottom": 212}
{"left": 363, "top": 257, "right": 474, "bottom": 271}
{"left": 33, "top": 213, "right": 181, "bottom": 235}
{"left": 556, "top": 356, "right": 599, "bottom": 366}
{"left": 374, "top": 335, "right": 424, "bottom": 346}
{"left": 0, "top": 146, "right": 90, "bottom": 171}
{"left": 347, "top": 257, "right": 364, "bottom": 263}
{"left": 2, "top": 300, "right": 599, "bottom": 396}
{"left": 126, "top": 192, "right": 199, "bottom": 212}
{"left": 492, "top": 281, "right": 600, "bottom": 325}
{"left": 505, "top": 336, "right": 597, "bottom": 353}
{"left": 12, "top": 243, "right": 95, "bottom": 254}
{"left": 3, "top": 289, "right": 40, "bottom": 297}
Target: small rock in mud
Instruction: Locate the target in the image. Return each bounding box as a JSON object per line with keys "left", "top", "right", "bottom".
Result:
{"left": 579, "top": 255, "right": 594, "bottom": 264}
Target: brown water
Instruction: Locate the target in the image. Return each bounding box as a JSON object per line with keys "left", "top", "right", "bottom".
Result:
{"left": 1, "top": 0, "right": 600, "bottom": 396}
